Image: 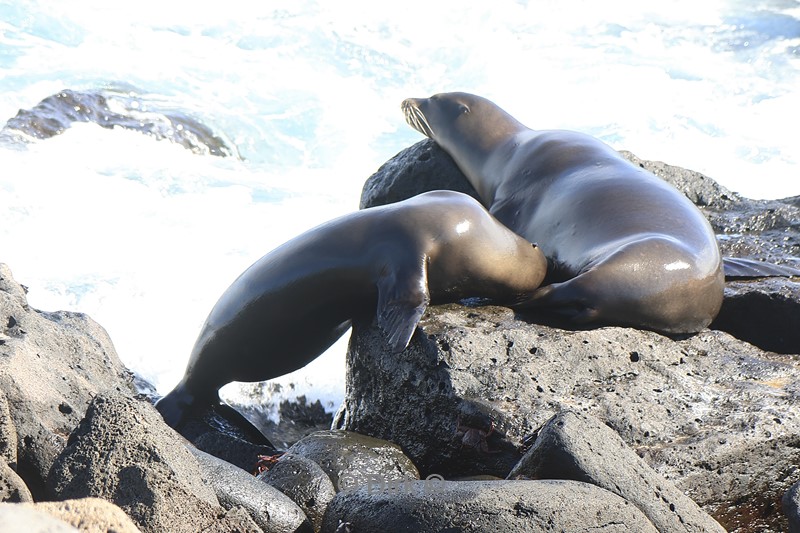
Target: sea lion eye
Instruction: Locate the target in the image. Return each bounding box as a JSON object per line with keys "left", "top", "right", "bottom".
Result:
{"left": 459, "top": 104, "right": 470, "bottom": 115}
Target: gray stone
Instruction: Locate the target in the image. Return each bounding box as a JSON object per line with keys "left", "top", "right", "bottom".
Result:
{"left": 22, "top": 498, "right": 143, "bottom": 533}
{"left": 46, "top": 392, "right": 263, "bottom": 533}
{"left": 0, "top": 390, "right": 17, "bottom": 467}
{"left": 784, "top": 481, "right": 800, "bottom": 533}
{"left": 190, "top": 447, "right": 312, "bottom": 533}
{"left": 287, "top": 430, "right": 419, "bottom": 493}
{"left": 320, "top": 479, "right": 658, "bottom": 532}
{"left": 0, "top": 263, "right": 136, "bottom": 498}
{"left": 258, "top": 453, "right": 337, "bottom": 532}
{"left": 509, "top": 410, "right": 725, "bottom": 532}
{"left": 0, "top": 458, "right": 32, "bottom": 503}
{"left": 339, "top": 304, "right": 800, "bottom": 531}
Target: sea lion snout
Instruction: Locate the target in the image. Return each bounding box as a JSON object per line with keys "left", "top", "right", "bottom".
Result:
{"left": 401, "top": 98, "right": 432, "bottom": 138}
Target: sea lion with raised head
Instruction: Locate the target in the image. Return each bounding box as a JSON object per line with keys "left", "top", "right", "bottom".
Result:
{"left": 402, "top": 92, "right": 725, "bottom": 334}
{"left": 156, "top": 190, "right": 547, "bottom": 428}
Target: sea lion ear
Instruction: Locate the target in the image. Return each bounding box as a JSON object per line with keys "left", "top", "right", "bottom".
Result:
{"left": 375, "top": 262, "right": 431, "bottom": 353}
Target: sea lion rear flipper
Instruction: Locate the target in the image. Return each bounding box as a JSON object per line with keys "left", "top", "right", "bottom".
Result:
{"left": 723, "top": 257, "right": 800, "bottom": 279}
{"left": 376, "top": 263, "right": 430, "bottom": 353}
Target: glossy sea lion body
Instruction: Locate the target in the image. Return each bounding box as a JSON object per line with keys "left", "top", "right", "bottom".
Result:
{"left": 156, "top": 190, "right": 546, "bottom": 427}
{"left": 402, "top": 92, "right": 725, "bottom": 334}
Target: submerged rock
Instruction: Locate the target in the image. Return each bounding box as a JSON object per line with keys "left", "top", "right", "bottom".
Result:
{"left": 1, "top": 88, "right": 238, "bottom": 158}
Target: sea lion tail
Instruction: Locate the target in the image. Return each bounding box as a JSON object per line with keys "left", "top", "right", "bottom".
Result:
{"left": 155, "top": 381, "right": 205, "bottom": 429}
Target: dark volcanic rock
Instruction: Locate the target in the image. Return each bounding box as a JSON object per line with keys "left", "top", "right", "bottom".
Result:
{"left": 286, "top": 430, "right": 419, "bottom": 493}
{"left": 258, "top": 453, "right": 337, "bottom": 532}
{"left": 509, "top": 410, "right": 725, "bottom": 532}
{"left": 0, "top": 88, "right": 238, "bottom": 157}
{"left": 712, "top": 278, "right": 800, "bottom": 354}
{"left": 0, "top": 263, "right": 136, "bottom": 499}
{"left": 168, "top": 402, "right": 279, "bottom": 473}
{"left": 784, "top": 481, "right": 800, "bottom": 533}
{"left": 359, "top": 139, "right": 479, "bottom": 209}
{"left": 234, "top": 393, "right": 336, "bottom": 450}
{"left": 339, "top": 304, "right": 800, "bottom": 532}
{"left": 320, "top": 479, "right": 658, "bottom": 532}
{"left": 46, "top": 392, "right": 265, "bottom": 533}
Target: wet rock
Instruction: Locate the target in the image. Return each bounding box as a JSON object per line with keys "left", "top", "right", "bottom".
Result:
{"left": 46, "top": 392, "right": 263, "bottom": 533}
{"left": 0, "top": 263, "right": 136, "bottom": 499}
{"left": 170, "top": 402, "right": 279, "bottom": 472}
{"left": 190, "top": 447, "right": 313, "bottom": 533}
{"left": 234, "top": 393, "right": 336, "bottom": 450}
{"left": 0, "top": 458, "right": 32, "bottom": 503}
{"left": 1, "top": 88, "right": 238, "bottom": 158}
{"left": 339, "top": 304, "right": 800, "bottom": 532}
{"left": 286, "top": 430, "right": 419, "bottom": 493}
{"left": 711, "top": 278, "right": 800, "bottom": 354}
{"left": 0, "top": 503, "right": 79, "bottom": 532}
{"left": 23, "top": 498, "right": 143, "bottom": 533}
{"left": 509, "top": 410, "right": 725, "bottom": 532}
{"left": 258, "top": 453, "right": 337, "bottom": 532}
{"left": 320, "top": 479, "right": 658, "bottom": 532}
{"left": 784, "top": 481, "right": 800, "bottom": 533}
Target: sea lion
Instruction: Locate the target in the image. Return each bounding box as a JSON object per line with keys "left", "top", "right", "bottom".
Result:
{"left": 156, "top": 190, "right": 546, "bottom": 428}
{"left": 402, "top": 92, "right": 725, "bottom": 334}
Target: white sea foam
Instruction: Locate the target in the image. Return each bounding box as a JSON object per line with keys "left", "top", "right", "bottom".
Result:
{"left": 1, "top": 0, "right": 798, "bottom": 415}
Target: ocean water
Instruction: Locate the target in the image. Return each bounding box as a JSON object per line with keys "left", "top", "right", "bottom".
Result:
{"left": 1, "top": 0, "right": 798, "bottom": 417}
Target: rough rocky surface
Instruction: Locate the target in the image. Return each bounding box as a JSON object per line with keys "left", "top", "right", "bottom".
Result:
{"left": 286, "top": 430, "right": 420, "bottom": 492}
{"left": 0, "top": 263, "right": 136, "bottom": 499}
{"left": 321, "top": 479, "right": 659, "bottom": 532}
{"left": 46, "top": 392, "right": 266, "bottom": 533}
{"left": 23, "top": 498, "right": 143, "bottom": 533}
{"left": 509, "top": 410, "right": 725, "bottom": 532}
{"left": 339, "top": 304, "right": 800, "bottom": 531}
{"left": 1, "top": 458, "right": 33, "bottom": 503}
{"left": 258, "top": 453, "right": 337, "bottom": 532}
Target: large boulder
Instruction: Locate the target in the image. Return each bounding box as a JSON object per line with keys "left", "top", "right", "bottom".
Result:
{"left": 321, "top": 479, "right": 659, "bottom": 532}
{"left": 337, "top": 304, "right": 800, "bottom": 532}
{"left": 510, "top": 410, "right": 725, "bottom": 532}
{"left": 0, "top": 263, "right": 136, "bottom": 498}
{"left": 46, "top": 392, "right": 307, "bottom": 533}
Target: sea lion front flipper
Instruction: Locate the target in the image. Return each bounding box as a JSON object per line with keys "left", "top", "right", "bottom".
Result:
{"left": 375, "top": 262, "right": 430, "bottom": 353}
{"left": 723, "top": 257, "right": 800, "bottom": 279}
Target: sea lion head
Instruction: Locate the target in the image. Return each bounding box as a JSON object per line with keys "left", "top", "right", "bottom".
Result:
{"left": 402, "top": 92, "right": 524, "bottom": 155}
